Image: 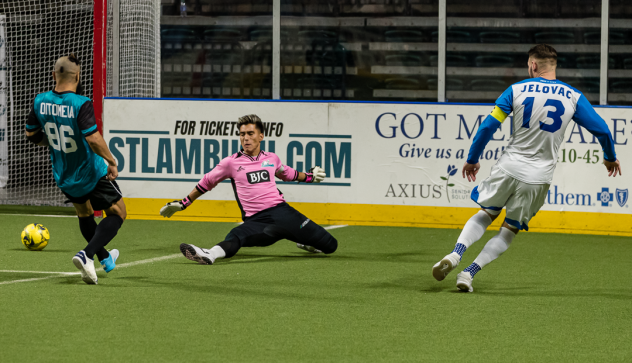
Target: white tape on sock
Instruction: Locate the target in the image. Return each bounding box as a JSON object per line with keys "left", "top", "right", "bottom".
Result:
{"left": 456, "top": 210, "right": 493, "bottom": 249}
{"left": 473, "top": 227, "right": 516, "bottom": 268}
{"left": 210, "top": 245, "right": 226, "bottom": 260}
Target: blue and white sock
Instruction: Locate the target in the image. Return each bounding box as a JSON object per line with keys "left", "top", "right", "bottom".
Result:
{"left": 464, "top": 263, "right": 482, "bottom": 278}
{"left": 452, "top": 243, "right": 467, "bottom": 257}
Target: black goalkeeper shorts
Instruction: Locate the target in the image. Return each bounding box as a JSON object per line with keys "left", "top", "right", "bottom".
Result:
{"left": 62, "top": 176, "right": 123, "bottom": 211}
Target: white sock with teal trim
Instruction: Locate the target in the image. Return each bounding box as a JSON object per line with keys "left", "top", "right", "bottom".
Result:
{"left": 210, "top": 246, "right": 226, "bottom": 260}
{"left": 468, "top": 227, "right": 516, "bottom": 277}
{"left": 452, "top": 210, "right": 493, "bottom": 258}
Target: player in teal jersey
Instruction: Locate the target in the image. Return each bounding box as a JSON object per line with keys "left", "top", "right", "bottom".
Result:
{"left": 25, "top": 54, "right": 126, "bottom": 285}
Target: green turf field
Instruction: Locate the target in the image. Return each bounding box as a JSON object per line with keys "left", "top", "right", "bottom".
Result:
{"left": 1, "top": 214, "right": 631, "bottom": 362}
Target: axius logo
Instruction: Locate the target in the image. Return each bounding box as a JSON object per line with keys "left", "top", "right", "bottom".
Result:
{"left": 385, "top": 164, "right": 470, "bottom": 203}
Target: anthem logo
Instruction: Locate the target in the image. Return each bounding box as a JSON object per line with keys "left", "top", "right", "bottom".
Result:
{"left": 247, "top": 170, "right": 270, "bottom": 184}
{"left": 597, "top": 187, "right": 613, "bottom": 207}
{"left": 616, "top": 188, "right": 628, "bottom": 207}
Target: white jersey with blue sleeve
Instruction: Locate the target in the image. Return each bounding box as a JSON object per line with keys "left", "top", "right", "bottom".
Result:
{"left": 467, "top": 77, "right": 617, "bottom": 184}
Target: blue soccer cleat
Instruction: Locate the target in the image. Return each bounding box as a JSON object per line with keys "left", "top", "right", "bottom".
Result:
{"left": 99, "top": 249, "right": 119, "bottom": 273}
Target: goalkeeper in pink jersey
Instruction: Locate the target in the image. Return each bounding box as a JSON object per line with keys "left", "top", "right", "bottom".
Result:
{"left": 159, "top": 114, "right": 338, "bottom": 264}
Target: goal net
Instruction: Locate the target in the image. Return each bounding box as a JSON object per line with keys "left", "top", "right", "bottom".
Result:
{"left": 106, "top": 1, "right": 161, "bottom": 98}
{"left": 0, "top": 0, "right": 159, "bottom": 207}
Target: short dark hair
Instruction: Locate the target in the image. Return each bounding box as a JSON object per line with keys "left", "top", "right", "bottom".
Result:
{"left": 237, "top": 114, "right": 264, "bottom": 133}
{"left": 528, "top": 44, "right": 557, "bottom": 66}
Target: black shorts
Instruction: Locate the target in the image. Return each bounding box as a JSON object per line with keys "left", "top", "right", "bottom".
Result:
{"left": 224, "top": 202, "right": 338, "bottom": 255}
{"left": 63, "top": 176, "right": 123, "bottom": 211}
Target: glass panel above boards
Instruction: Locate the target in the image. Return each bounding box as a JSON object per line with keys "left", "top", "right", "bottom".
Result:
{"left": 445, "top": 0, "right": 603, "bottom": 104}
{"left": 160, "top": 0, "right": 273, "bottom": 99}
{"left": 608, "top": 0, "right": 632, "bottom": 105}
{"left": 280, "top": 0, "right": 439, "bottom": 102}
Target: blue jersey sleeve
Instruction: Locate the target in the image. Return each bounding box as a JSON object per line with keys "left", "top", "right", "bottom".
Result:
{"left": 495, "top": 86, "right": 514, "bottom": 115}
{"left": 572, "top": 95, "right": 616, "bottom": 162}
{"left": 466, "top": 115, "right": 502, "bottom": 164}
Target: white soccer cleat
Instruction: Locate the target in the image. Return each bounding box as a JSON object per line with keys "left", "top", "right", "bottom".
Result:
{"left": 432, "top": 252, "right": 460, "bottom": 281}
{"left": 180, "top": 243, "right": 214, "bottom": 265}
{"left": 456, "top": 271, "right": 474, "bottom": 292}
{"left": 296, "top": 243, "right": 322, "bottom": 253}
{"left": 72, "top": 250, "right": 98, "bottom": 285}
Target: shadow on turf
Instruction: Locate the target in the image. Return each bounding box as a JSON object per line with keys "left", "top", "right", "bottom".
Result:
{"left": 222, "top": 251, "right": 431, "bottom": 265}
{"left": 88, "top": 275, "right": 349, "bottom": 302}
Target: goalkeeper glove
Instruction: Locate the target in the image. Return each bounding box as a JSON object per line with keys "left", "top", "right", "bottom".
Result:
{"left": 303, "top": 166, "right": 326, "bottom": 183}
{"left": 160, "top": 196, "right": 192, "bottom": 218}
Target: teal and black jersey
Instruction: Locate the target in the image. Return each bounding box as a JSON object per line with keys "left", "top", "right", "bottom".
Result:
{"left": 26, "top": 90, "right": 108, "bottom": 197}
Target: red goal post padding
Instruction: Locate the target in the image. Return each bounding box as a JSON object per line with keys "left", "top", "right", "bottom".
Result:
{"left": 93, "top": 0, "right": 107, "bottom": 216}
{"left": 93, "top": 0, "right": 107, "bottom": 135}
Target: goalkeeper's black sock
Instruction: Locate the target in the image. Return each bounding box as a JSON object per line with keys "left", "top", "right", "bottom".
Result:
{"left": 78, "top": 216, "right": 109, "bottom": 261}
{"left": 84, "top": 215, "right": 124, "bottom": 260}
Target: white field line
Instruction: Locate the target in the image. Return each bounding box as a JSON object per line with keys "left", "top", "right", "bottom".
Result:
{"left": 0, "top": 254, "right": 182, "bottom": 286}
{"left": 0, "top": 225, "right": 347, "bottom": 285}
{"left": 0, "top": 270, "right": 78, "bottom": 275}
{"left": 0, "top": 275, "right": 72, "bottom": 285}
{"left": 1, "top": 213, "right": 76, "bottom": 218}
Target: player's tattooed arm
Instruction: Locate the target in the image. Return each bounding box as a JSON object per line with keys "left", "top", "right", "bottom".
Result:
{"left": 25, "top": 107, "right": 49, "bottom": 146}
{"left": 25, "top": 129, "right": 49, "bottom": 146}
{"left": 85, "top": 132, "right": 118, "bottom": 181}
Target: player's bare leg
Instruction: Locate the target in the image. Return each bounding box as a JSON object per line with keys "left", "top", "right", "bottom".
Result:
{"left": 432, "top": 209, "right": 497, "bottom": 281}
{"left": 456, "top": 221, "right": 518, "bottom": 292}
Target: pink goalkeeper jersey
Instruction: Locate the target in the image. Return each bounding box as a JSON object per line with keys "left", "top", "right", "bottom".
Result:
{"left": 196, "top": 150, "right": 299, "bottom": 218}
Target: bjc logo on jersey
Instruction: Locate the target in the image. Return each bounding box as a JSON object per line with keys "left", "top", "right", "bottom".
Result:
{"left": 247, "top": 170, "right": 270, "bottom": 184}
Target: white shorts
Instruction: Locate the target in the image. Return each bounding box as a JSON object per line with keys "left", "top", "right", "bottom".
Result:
{"left": 471, "top": 165, "right": 550, "bottom": 231}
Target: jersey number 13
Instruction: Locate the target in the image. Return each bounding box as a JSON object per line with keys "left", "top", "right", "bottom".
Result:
{"left": 521, "top": 97, "right": 565, "bottom": 133}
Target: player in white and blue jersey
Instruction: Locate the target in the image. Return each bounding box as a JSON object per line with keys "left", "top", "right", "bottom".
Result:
{"left": 432, "top": 44, "right": 622, "bottom": 292}
{"left": 25, "top": 54, "right": 127, "bottom": 285}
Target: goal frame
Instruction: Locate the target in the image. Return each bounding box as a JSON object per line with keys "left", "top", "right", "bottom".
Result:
{"left": 93, "top": 0, "right": 107, "bottom": 135}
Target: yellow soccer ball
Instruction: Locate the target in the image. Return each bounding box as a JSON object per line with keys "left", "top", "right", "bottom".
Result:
{"left": 21, "top": 223, "right": 50, "bottom": 251}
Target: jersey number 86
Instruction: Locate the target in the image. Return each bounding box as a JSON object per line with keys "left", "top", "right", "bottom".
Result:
{"left": 45, "top": 122, "right": 78, "bottom": 153}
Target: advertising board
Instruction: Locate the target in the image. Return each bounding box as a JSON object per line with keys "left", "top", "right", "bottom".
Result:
{"left": 104, "top": 98, "right": 632, "bottom": 235}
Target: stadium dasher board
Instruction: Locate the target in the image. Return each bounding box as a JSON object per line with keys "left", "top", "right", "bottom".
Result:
{"left": 124, "top": 198, "right": 632, "bottom": 237}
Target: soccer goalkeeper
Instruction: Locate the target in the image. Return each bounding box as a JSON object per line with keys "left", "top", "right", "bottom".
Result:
{"left": 24, "top": 54, "right": 125, "bottom": 285}
{"left": 160, "top": 114, "right": 338, "bottom": 264}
